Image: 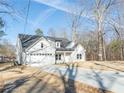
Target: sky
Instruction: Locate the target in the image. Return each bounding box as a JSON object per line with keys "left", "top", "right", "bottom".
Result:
{"left": 0, "top": 0, "right": 96, "bottom": 45}
{"left": 0, "top": 0, "right": 123, "bottom": 45}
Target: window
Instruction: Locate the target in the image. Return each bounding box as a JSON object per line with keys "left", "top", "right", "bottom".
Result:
{"left": 56, "top": 54, "right": 61, "bottom": 60}
{"left": 59, "top": 54, "right": 61, "bottom": 60}
{"left": 41, "top": 43, "right": 43, "bottom": 48}
{"left": 80, "top": 54, "right": 82, "bottom": 59}
{"left": 56, "top": 42, "right": 60, "bottom": 48}
{"left": 77, "top": 54, "right": 79, "bottom": 59}
{"left": 77, "top": 54, "right": 82, "bottom": 59}
{"left": 56, "top": 55, "right": 58, "bottom": 60}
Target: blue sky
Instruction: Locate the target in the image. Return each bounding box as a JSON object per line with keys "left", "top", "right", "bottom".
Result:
{"left": 0, "top": 0, "right": 121, "bottom": 45}
{"left": 1, "top": 0, "right": 97, "bottom": 45}
{"left": 2, "top": 0, "right": 87, "bottom": 44}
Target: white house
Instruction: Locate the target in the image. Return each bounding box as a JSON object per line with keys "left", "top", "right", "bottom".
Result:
{"left": 16, "top": 34, "right": 86, "bottom": 66}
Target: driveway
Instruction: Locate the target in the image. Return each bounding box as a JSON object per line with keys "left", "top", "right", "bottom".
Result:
{"left": 40, "top": 65, "right": 124, "bottom": 93}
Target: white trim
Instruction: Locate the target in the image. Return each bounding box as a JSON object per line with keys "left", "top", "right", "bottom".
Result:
{"left": 25, "top": 37, "right": 43, "bottom": 51}
{"left": 25, "top": 37, "right": 55, "bottom": 51}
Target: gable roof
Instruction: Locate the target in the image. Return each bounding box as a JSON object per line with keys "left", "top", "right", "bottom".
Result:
{"left": 18, "top": 34, "right": 72, "bottom": 50}
{"left": 45, "top": 36, "right": 70, "bottom": 48}
{"left": 18, "top": 34, "right": 41, "bottom": 49}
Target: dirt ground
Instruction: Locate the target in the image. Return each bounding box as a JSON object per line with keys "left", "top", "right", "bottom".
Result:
{"left": 56, "top": 61, "right": 124, "bottom": 72}
{"left": 0, "top": 62, "right": 113, "bottom": 93}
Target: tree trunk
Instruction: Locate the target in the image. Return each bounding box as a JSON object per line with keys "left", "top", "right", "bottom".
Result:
{"left": 103, "top": 39, "right": 106, "bottom": 61}
{"left": 119, "top": 37, "right": 123, "bottom": 60}
{"left": 98, "top": 31, "right": 103, "bottom": 61}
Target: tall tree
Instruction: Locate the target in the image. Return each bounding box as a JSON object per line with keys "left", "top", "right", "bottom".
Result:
{"left": 93, "top": 0, "right": 116, "bottom": 61}
{"left": 48, "top": 28, "right": 56, "bottom": 37}
{"left": 68, "top": 5, "right": 85, "bottom": 43}
{"left": 110, "top": 15, "right": 124, "bottom": 60}
{"left": 62, "top": 31, "right": 67, "bottom": 39}
{"left": 79, "top": 31, "right": 98, "bottom": 60}
{"left": 35, "top": 28, "right": 43, "bottom": 36}
{"left": 0, "top": 0, "right": 14, "bottom": 39}
{"left": 0, "top": 39, "right": 15, "bottom": 56}
{"left": 0, "top": 0, "right": 13, "bottom": 14}
{"left": 57, "top": 28, "right": 68, "bottom": 39}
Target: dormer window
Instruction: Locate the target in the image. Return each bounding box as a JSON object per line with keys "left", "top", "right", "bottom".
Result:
{"left": 56, "top": 42, "right": 60, "bottom": 48}
{"left": 41, "top": 43, "right": 43, "bottom": 48}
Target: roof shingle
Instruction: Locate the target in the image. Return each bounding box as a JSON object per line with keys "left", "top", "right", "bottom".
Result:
{"left": 18, "top": 34, "right": 72, "bottom": 51}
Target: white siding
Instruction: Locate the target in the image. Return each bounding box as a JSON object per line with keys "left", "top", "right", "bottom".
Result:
{"left": 64, "top": 44, "right": 86, "bottom": 63}
{"left": 25, "top": 38, "right": 56, "bottom": 66}
{"left": 70, "top": 44, "right": 86, "bottom": 62}
{"left": 16, "top": 35, "right": 86, "bottom": 66}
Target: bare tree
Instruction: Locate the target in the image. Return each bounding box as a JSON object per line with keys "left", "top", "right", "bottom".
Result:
{"left": 93, "top": 0, "right": 116, "bottom": 61}
{"left": 79, "top": 31, "right": 98, "bottom": 60}
{"left": 0, "top": 39, "right": 16, "bottom": 57}
{"left": 47, "top": 28, "right": 56, "bottom": 37}
{"left": 0, "top": 0, "right": 15, "bottom": 15}
{"left": 62, "top": 30, "right": 68, "bottom": 39}
{"left": 56, "top": 28, "right": 68, "bottom": 39}
{"left": 67, "top": 5, "right": 85, "bottom": 43}
{"left": 110, "top": 17, "right": 124, "bottom": 60}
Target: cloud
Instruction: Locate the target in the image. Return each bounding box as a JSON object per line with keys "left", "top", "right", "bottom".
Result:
{"left": 33, "top": 0, "right": 94, "bottom": 20}
{"left": 18, "top": 0, "right": 124, "bottom": 32}
{"left": 33, "top": 0, "right": 70, "bottom": 13}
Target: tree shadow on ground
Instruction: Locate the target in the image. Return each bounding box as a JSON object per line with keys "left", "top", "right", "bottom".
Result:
{"left": 0, "top": 65, "right": 15, "bottom": 72}
{"left": 6, "top": 63, "right": 78, "bottom": 93}
{"left": 95, "top": 63, "right": 124, "bottom": 72}
{"left": 2, "top": 70, "right": 62, "bottom": 93}
{"left": 2, "top": 77, "right": 29, "bottom": 93}
{"left": 1, "top": 63, "right": 117, "bottom": 93}
{"left": 58, "top": 63, "right": 78, "bottom": 93}
{"left": 26, "top": 71, "right": 61, "bottom": 93}
{"left": 0, "top": 62, "right": 18, "bottom": 72}
{"left": 89, "top": 67, "right": 117, "bottom": 93}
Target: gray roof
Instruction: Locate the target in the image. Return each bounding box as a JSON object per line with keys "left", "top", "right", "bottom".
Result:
{"left": 18, "top": 34, "right": 73, "bottom": 51}
{"left": 18, "top": 34, "right": 41, "bottom": 49}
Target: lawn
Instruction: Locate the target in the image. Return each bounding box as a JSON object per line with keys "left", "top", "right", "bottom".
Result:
{"left": 56, "top": 61, "right": 124, "bottom": 72}
{"left": 0, "top": 62, "right": 113, "bottom": 93}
